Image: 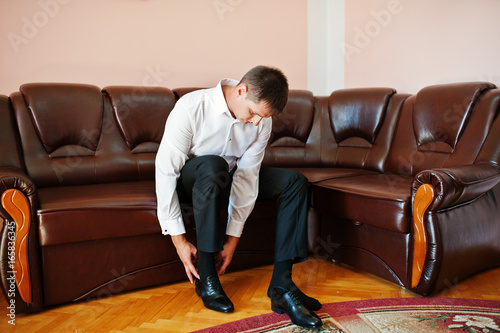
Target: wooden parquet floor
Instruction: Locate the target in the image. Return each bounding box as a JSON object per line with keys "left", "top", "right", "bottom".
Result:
{"left": 2, "top": 258, "right": 500, "bottom": 332}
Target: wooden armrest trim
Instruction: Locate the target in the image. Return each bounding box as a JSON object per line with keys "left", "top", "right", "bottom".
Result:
{"left": 1, "top": 189, "right": 32, "bottom": 303}
{"left": 411, "top": 184, "right": 434, "bottom": 288}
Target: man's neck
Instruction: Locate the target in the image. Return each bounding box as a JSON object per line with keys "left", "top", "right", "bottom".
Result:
{"left": 222, "top": 85, "right": 236, "bottom": 119}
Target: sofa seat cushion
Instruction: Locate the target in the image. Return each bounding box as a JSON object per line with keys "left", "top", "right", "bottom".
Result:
{"left": 291, "top": 167, "right": 378, "bottom": 183}
{"left": 37, "top": 181, "right": 160, "bottom": 246}
{"left": 312, "top": 174, "right": 413, "bottom": 233}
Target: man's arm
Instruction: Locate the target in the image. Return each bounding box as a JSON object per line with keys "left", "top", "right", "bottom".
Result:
{"left": 156, "top": 101, "right": 199, "bottom": 281}
{"left": 155, "top": 101, "right": 192, "bottom": 235}
{"left": 226, "top": 118, "right": 272, "bottom": 237}
{"left": 216, "top": 118, "right": 273, "bottom": 274}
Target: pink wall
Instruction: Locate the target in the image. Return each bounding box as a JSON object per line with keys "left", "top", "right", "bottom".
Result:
{"left": 3, "top": 1, "right": 500, "bottom": 96}
{"left": 344, "top": 0, "right": 500, "bottom": 93}
{"left": 0, "top": 0, "right": 308, "bottom": 94}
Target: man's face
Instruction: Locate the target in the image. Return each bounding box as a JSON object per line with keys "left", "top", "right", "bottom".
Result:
{"left": 231, "top": 85, "right": 273, "bottom": 126}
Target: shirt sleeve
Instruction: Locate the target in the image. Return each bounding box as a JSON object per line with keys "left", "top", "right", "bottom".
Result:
{"left": 226, "top": 118, "right": 272, "bottom": 237}
{"left": 155, "top": 101, "right": 192, "bottom": 235}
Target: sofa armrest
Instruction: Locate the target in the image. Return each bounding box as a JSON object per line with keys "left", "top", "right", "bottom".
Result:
{"left": 410, "top": 163, "right": 500, "bottom": 293}
{"left": 0, "top": 166, "right": 36, "bottom": 200}
{"left": 0, "top": 166, "right": 38, "bottom": 306}
{"left": 413, "top": 163, "right": 500, "bottom": 211}
{"left": 0, "top": 166, "right": 37, "bottom": 226}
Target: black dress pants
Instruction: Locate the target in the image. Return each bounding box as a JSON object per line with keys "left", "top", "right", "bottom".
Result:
{"left": 176, "top": 155, "right": 309, "bottom": 262}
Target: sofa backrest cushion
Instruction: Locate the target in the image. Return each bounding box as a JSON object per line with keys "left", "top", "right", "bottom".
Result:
{"left": 476, "top": 90, "right": 500, "bottom": 166}
{"left": 104, "top": 86, "right": 174, "bottom": 153}
{"left": 263, "top": 90, "right": 320, "bottom": 166}
{"left": 321, "top": 88, "right": 401, "bottom": 172}
{"left": 11, "top": 83, "right": 175, "bottom": 187}
{"left": 172, "top": 87, "right": 205, "bottom": 100}
{"left": 386, "top": 82, "right": 498, "bottom": 176}
{"left": 21, "top": 83, "right": 103, "bottom": 157}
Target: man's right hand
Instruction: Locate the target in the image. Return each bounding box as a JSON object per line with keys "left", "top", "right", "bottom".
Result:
{"left": 171, "top": 234, "right": 200, "bottom": 283}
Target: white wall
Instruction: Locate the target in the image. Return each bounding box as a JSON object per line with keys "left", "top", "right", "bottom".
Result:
{"left": 307, "top": 0, "right": 345, "bottom": 96}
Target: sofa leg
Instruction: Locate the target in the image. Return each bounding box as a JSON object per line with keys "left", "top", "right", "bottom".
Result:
{"left": 1, "top": 189, "right": 32, "bottom": 303}
{"left": 411, "top": 184, "right": 434, "bottom": 288}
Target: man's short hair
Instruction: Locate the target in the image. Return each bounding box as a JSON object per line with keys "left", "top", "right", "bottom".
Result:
{"left": 239, "top": 65, "right": 289, "bottom": 115}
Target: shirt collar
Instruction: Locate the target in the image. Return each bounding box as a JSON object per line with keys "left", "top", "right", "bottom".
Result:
{"left": 213, "top": 79, "right": 239, "bottom": 117}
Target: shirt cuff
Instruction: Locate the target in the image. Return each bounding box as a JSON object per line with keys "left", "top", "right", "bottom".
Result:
{"left": 226, "top": 220, "right": 245, "bottom": 238}
{"left": 159, "top": 217, "right": 186, "bottom": 236}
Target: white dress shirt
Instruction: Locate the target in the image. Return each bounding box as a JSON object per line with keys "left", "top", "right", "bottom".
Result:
{"left": 155, "top": 79, "right": 272, "bottom": 237}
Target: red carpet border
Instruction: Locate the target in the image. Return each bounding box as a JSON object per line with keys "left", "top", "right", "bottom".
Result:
{"left": 193, "top": 297, "right": 500, "bottom": 333}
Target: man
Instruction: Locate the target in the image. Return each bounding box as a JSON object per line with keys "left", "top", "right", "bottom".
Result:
{"left": 155, "top": 66, "right": 322, "bottom": 328}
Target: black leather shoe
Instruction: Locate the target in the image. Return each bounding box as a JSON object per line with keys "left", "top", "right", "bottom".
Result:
{"left": 271, "top": 287, "right": 322, "bottom": 329}
{"left": 291, "top": 286, "right": 322, "bottom": 311}
{"left": 268, "top": 286, "right": 322, "bottom": 311}
{"left": 195, "top": 275, "right": 234, "bottom": 313}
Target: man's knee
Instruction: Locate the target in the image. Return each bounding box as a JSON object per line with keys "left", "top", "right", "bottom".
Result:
{"left": 197, "top": 155, "right": 228, "bottom": 174}
{"left": 195, "top": 155, "right": 231, "bottom": 189}
{"left": 284, "top": 169, "right": 308, "bottom": 191}
{"left": 295, "top": 171, "right": 308, "bottom": 186}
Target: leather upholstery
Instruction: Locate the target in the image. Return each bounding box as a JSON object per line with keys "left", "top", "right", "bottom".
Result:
{"left": 321, "top": 88, "right": 403, "bottom": 171}
{"left": 0, "top": 95, "right": 23, "bottom": 170}
{"left": 386, "top": 82, "right": 499, "bottom": 176}
{"left": 0, "top": 95, "right": 44, "bottom": 313}
{"left": 329, "top": 88, "right": 394, "bottom": 149}
{"left": 264, "top": 90, "right": 320, "bottom": 167}
{"left": 37, "top": 181, "right": 158, "bottom": 246}
{"left": 104, "top": 86, "right": 174, "bottom": 153}
{"left": 314, "top": 174, "right": 413, "bottom": 233}
{"left": 20, "top": 83, "right": 103, "bottom": 156}
{"left": 1, "top": 81, "right": 499, "bottom": 312}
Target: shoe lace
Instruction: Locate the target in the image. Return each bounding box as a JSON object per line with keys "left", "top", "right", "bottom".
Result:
{"left": 213, "top": 278, "right": 223, "bottom": 292}
{"left": 208, "top": 276, "right": 223, "bottom": 293}
{"left": 288, "top": 290, "right": 302, "bottom": 306}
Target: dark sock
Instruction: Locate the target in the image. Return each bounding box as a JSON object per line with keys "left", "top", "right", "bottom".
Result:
{"left": 198, "top": 251, "right": 217, "bottom": 281}
{"left": 268, "top": 259, "right": 295, "bottom": 294}
{"left": 268, "top": 259, "right": 322, "bottom": 311}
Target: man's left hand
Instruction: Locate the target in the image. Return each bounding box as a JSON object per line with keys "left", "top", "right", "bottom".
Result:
{"left": 216, "top": 236, "right": 239, "bottom": 275}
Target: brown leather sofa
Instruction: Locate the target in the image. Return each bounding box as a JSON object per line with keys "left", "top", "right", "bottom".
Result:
{"left": 1, "top": 81, "right": 499, "bottom": 313}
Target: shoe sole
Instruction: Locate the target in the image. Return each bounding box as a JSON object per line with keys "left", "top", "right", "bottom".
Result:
{"left": 271, "top": 304, "right": 322, "bottom": 329}
{"left": 271, "top": 305, "right": 285, "bottom": 314}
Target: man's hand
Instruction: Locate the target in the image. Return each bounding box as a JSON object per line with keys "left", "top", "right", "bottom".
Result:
{"left": 171, "top": 234, "right": 200, "bottom": 283}
{"left": 216, "top": 236, "right": 239, "bottom": 275}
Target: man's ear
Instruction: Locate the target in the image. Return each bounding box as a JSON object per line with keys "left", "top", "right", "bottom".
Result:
{"left": 237, "top": 83, "right": 248, "bottom": 96}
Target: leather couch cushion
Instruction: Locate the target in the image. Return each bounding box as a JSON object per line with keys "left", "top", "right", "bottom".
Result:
{"left": 387, "top": 82, "right": 496, "bottom": 176}
{"left": 313, "top": 174, "right": 413, "bottom": 233}
{"left": 270, "top": 90, "right": 315, "bottom": 145}
{"left": 103, "top": 86, "right": 175, "bottom": 153}
{"left": 264, "top": 90, "right": 320, "bottom": 167}
{"left": 292, "top": 167, "right": 377, "bottom": 183}
{"left": 11, "top": 84, "right": 176, "bottom": 188}
{"left": 329, "top": 88, "right": 395, "bottom": 145}
{"left": 321, "top": 88, "right": 401, "bottom": 172}
{"left": 20, "top": 83, "right": 103, "bottom": 156}
{"left": 413, "top": 82, "right": 495, "bottom": 153}
{"left": 37, "top": 181, "right": 159, "bottom": 246}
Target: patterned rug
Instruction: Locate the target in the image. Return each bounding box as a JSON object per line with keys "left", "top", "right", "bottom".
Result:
{"left": 193, "top": 298, "right": 500, "bottom": 333}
